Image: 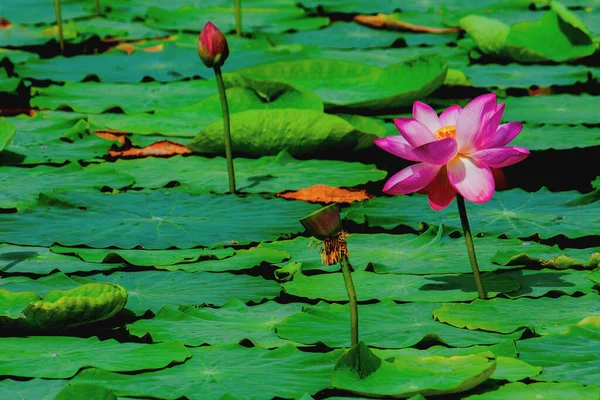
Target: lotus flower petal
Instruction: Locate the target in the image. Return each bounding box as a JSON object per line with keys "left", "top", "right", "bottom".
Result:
{"left": 412, "top": 138, "right": 458, "bottom": 165}
{"left": 448, "top": 156, "right": 495, "bottom": 203}
{"left": 374, "top": 136, "right": 421, "bottom": 162}
{"left": 383, "top": 163, "right": 440, "bottom": 195}
{"left": 413, "top": 101, "right": 441, "bottom": 133}
{"left": 439, "top": 105, "right": 462, "bottom": 127}
{"left": 456, "top": 93, "right": 497, "bottom": 153}
{"left": 486, "top": 122, "right": 523, "bottom": 148}
{"left": 471, "top": 146, "right": 530, "bottom": 168}
{"left": 393, "top": 118, "right": 435, "bottom": 148}
{"left": 426, "top": 167, "right": 456, "bottom": 210}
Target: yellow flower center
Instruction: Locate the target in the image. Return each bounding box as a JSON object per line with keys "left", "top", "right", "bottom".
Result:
{"left": 435, "top": 125, "right": 456, "bottom": 140}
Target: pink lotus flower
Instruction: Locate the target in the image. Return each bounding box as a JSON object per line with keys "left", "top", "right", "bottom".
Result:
{"left": 375, "top": 94, "right": 529, "bottom": 210}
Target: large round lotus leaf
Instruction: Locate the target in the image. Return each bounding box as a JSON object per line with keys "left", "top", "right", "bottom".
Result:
{"left": 22, "top": 283, "right": 128, "bottom": 331}
{"left": 90, "top": 152, "right": 386, "bottom": 193}
{"left": 72, "top": 344, "right": 343, "bottom": 400}
{"left": 433, "top": 294, "right": 600, "bottom": 335}
{"left": 187, "top": 108, "right": 378, "bottom": 156}
{"left": 0, "top": 119, "right": 17, "bottom": 152}
{"left": 145, "top": 5, "right": 328, "bottom": 34}
{"left": 231, "top": 54, "right": 447, "bottom": 111}
{"left": 503, "top": 95, "right": 600, "bottom": 125}
{"left": 502, "top": 269, "right": 597, "bottom": 298}
{"left": 283, "top": 270, "right": 519, "bottom": 302}
{"left": 0, "top": 378, "right": 67, "bottom": 400}
{"left": 53, "top": 383, "right": 117, "bottom": 400}
{"left": 333, "top": 342, "right": 497, "bottom": 397}
{"left": 276, "top": 301, "right": 524, "bottom": 348}
{"left": 517, "top": 319, "right": 600, "bottom": 385}
{"left": 50, "top": 245, "right": 235, "bottom": 268}
{"left": 0, "top": 272, "right": 80, "bottom": 295}
{"left": 0, "top": 289, "right": 40, "bottom": 319}
{"left": 152, "top": 247, "right": 289, "bottom": 273}
{"left": 460, "top": 6, "right": 595, "bottom": 63}
{"left": 0, "top": 163, "right": 134, "bottom": 210}
{"left": 0, "top": 0, "right": 92, "bottom": 24}
{"left": 258, "top": 237, "right": 337, "bottom": 272}
{"left": 590, "top": 269, "right": 600, "bottom": 285}
{"left": 0, "top": 336, "right": 190, "bottom": 378}
{"left": 128, "top": 299, "right": 301, "bottom": 347}
{"left": 346, "top": 225, "right": 594, "bottom": 275}
{"left": 465, "top": 382, "right": 600, "bottom": 400}
{"left": 31, "top": 80, "right": 218, "bottom": 114}
{"left": 376, "top": 342, "right": 541, "bottom": 383}
{"left": 0, "top": 191, "right": 319, "bottom": 249}
{"left": 89, "top": 86, "right": 324, "bottom": 137}
{"left": 71, "top": 270, "right": 281, "bottom": 315}
{"left": 0, "top": 244, "right": 124, "bottom": 275}
{"left": 344, "top": 188, "right": 600, "bottom": 239}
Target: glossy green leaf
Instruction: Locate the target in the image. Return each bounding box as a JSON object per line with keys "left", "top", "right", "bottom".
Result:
{"left": 347, "top": 225, "right": 596, "bottom": 275}
{"left": 276, "top": 301, "right": 524, "bottom": 349}
{"left": 0, "top": 272, "right": 81, "bottom": 295}
{"left": 460, "top": 6, "right": 595, "bottom": 63}
{"left": 465, "top": 382, "right": 600, "bottom": 400}
{"left": 589, "top": 268, "right": 600, "bottom": 285}
{"left": 72, "top": 270, "right": 281, "bottom": 315}
{"left": 0, "top": 336, "right": 190, "bottom": 378}
{"left": 128, "top": 299, "right": 301, "bottom": 347}
{"left": 504, "top": 95, "right": 600, "bottom": 125}
{"left": 0, "top": 379, "right": 67, "bottom": 400}
{"left": 0, "top": 0, "right": 92, "bottom": 24}
{"left": 0, "top": 244, "right": 116, "bottom": 275}
{"left": 283, "top": 270, "right": 519, "bottom": 302}
{"left": 145, "top": 5, "right": 328, "bottom": 34}
{"left": 90, "top": 152, "right": 386, "bottom": 193}
{"left": 72, "top": 344, "right": 343, "bottom": 399}
{"left": 0, "top": 191, "right": 318, "bottom": 249}
{"left": 31, "top": 80, "right": 219, "bottom": 114}
{"left": 53, "top": 384, "right": 117, "bottom": 400}
{"left": 433, "top": 293, "right": 600, "bottom": 335}
{"left": 0, "top": 119, "right": 17, "bottom": 152}
{"left": 231, "top": 54, "right": 447, "bottom": 111}
{"left": 333, "top": 347, "right": 497, "bottom": 397}
{"left": 0, "top": 163, "right": 134, "bottom": 210}
{"left": 344, "top": 188, "right": 600, "bottom": 239}
{"left": 188, "top": 108, "right": 378, "bottom": 156}
{"left": 0, "top": 289, "right": 40, "bottom": 319}
{"left": 503, "top": 269, "right": 597, "bottom": 298}
{"left": 518, "top": 320, "right": 600, "bottom": 385}
{"left": 50, "top": 245, "right": 235, "bottom": 267}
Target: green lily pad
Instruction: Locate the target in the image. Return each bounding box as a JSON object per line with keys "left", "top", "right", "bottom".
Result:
{"left": 72, "top": 270, "right": 281, "bottom": 315}
{"left": 230, "top": 54, "right": 447, "bottom": 111}
{"left": 347, "top": 225, "right": 594, "bottom": 275}
{"left": 0, "top": 163, "right": 134, "bottom": 210}
{"left": 187, "top": 108, "right": 378, "bottom": 156}
{"left": 276, "top": 301, "right": 524, "bottom": 349}
{"left": 0, "top": 336, "right": 190, "bottom": 378}
{"left": 128, "top": 299, "right": 301, "bottom": 347}
{"left": 31, "top": 80, "right": 218, "bottom": 114}
{"left": 0, "top": 119, "right": 17, "bottom": 152}
{"left": 504, "top": 95, "right": 600, "bottom": 125}
{"left": 0, "top": 289, "right": 40, "bottom": 319}
{"left": 503, "top": 269, "right": 597, "bottom": 298}
{"left": 50, "top": 245, "right": 235, "bottom": 267}
{"left": 0, "top": 191, "right": 319, "bottom": 249}
{"left": 72, "top": 344, "right": 343, "bottom": 399}
{"left": 465, "top": 382, "right": 600, "bottom": 400}
{"left": 589, "top": 268, "right": 600, "bottom": 285}
{"left": 53, "top": 384, "right": 117, "bottom": 400}
{"left": 90, "top": 152, "right": 386, "bottom": 193}
{"left": 145, "top": 5, "right": 328, "bottom": 34}
{"left": 511, "top": 124, "right": 600, "bottom": 151}
{"left": 344, "top": 188, "right": 600, "bottom": 239}
{"left": 0, "top": 0, "right": 92, "bottom": 24}
{"left": 0, "top": 272, "right": 81, "bottom": 295}
{"left": 0, "top": 379, "right": 67, "bottom": 400}
{"left": 333, "top": 343, "right": 497, "bottom": 398}
{"left": 460, "top": 4, "right": 595, "bottom": 63}
{"left": 282, "top": 270, "right": 519, "bottom": 302}
{"left": 433, "top": 293, "right": 600, "bottom": 335}
{"left": 518, "top": 319, "right": 600, "bottom": 386}
{"left": 89, "top": 86, "right": 324, "bottom": 137}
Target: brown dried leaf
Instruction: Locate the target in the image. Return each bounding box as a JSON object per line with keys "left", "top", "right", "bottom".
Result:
{"left": 277, "top": 185, "right": 372, "bottom": 204}
{"left": 109, "top": 140, "right": 191, "bottom": 158}
{"left": 94, "top": 129, "right": 128, "bottom": 146}
{"left": 0, "top": 18, "right": 12, "bottom": 29}
{"left": 354, "top": 14, "right": 461, "bottom": 34}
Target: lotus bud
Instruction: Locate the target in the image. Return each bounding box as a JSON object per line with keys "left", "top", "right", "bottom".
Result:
{"left": 197, "top": 22, "right": 229, "bottom": 68}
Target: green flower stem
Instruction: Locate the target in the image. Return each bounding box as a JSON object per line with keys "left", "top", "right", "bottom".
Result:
{"left": 213, "top": 66, "right": 236, "bottom": 194}
{"left": 54, "top": 0, "right": 64, "bottom": 53}
{"left": 95, "top": 0, "right": 101, "bottom": 15}
{"left": 340, "top": 253, "right": 359, "bottom": 346}
{"left": 235, "top": 0, "right": 242, "bottom": 36}
{"left": 456, "top": 194, "right": 487, "bottom": 300}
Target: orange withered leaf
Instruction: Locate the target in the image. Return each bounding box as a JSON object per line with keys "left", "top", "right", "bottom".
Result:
{"left": 277, "top": 185, "right": 372, "bottom": 204}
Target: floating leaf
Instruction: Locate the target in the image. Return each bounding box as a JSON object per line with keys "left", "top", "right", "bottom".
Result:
{"left": 276, "top": 301, "right": 524, "bottom": 349}
{"left": 433, "top": 294, "right": 600, "bottom": 335}
{"left": 465, "top": 382, "right": 600, "bottom": 400}
{"left": 72, "top": 344, "right": 343, "bottom": 399}
{"left": 0, "top": 119, "right": 17, "bottom": 152}
{"left": 128, "top": 299, "right": 301, "bottom": 347}
{"left": 0, "top": 336, "right": 190, "bottom": 378}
